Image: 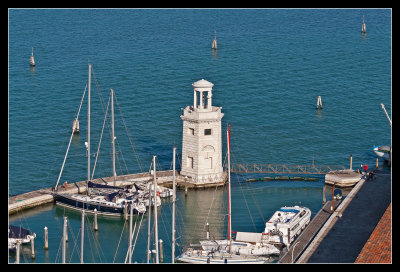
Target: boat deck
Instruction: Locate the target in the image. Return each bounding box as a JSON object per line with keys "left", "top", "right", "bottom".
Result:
{"left": 278, "top": 201, "right": 335, "bottom": 263}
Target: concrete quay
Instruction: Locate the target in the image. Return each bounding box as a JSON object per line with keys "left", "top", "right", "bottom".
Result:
{"left": 297, "top": 169, "right": 391, "bottom": 263}
{"left": 8, "top": 170, "right": 228, "bottom": 215}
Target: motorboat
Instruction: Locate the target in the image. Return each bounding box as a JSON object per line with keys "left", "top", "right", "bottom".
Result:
{"left": 372, "top": 145, "right": 390, "bottom": 161}
{"left": 264, "top": 206, "right": 311, "bottom": 247}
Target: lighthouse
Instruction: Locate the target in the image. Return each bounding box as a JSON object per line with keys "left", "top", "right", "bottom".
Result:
{"left": 180, "top": 79, "right": 225, "bottom": 186}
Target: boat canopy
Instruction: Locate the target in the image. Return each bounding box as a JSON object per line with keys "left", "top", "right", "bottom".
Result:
{"left": 278, "top": 208, "right": 299, "bottom": 213}
{"left": 9, "top": 225, "right": 31, "bottom": 239}
{"left": 88, "top": 181, "right": 121, "bottom": 190}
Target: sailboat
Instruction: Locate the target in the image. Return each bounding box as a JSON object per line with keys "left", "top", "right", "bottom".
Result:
{"left": 176, "top": 125, "right": 280, "bottom": 264}
{"left": 361, "top": 15, "right": 366, "bottom": 34}
{"left": 53, "top": 64, "right": 146, "bottom": 217}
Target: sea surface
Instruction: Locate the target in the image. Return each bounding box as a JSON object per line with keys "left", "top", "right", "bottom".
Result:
{"left": 9, "top": 9, "right": 391, "bottom": 263}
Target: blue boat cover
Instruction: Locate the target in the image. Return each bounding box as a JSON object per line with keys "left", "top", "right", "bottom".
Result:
{"left": 279, "top": 208, "right": 299, "bottom": 213}
{"left": 88, "top": 181, "right": 121, "bottom": 190}
{"left": 9, "top": 225, "right": 31, "bottom": 239}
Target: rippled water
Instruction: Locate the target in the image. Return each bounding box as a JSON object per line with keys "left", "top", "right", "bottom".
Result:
{"left": 9, "top": 9, "right": 391, "bottom": 263}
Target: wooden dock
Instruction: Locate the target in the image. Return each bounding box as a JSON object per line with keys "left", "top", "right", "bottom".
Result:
{"left": 278, "top": 200, "right": 336, "bottom": 263}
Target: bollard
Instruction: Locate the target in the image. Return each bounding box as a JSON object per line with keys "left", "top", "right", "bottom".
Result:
{"left": 350, "top": 154, "right": 353, "bottom": 170}
{"left": 94, "top": 209, "right": 98, "bottom": 231}
{"left": 124, "top": 201, "right": 127, "bottom": 221}
{"left": 159, "top": 239, "right": 163, "bottom": 263}
{"left": 44, "top": 226, "right": 48, "bottom": 250}
{"left": 30, "top": 235, "right": 35, "bottom": 259}
{"left": 206, "top": 222, "right": 210, "bottom": 240}
{"left": 15, "top": 240, "right": 21, "bottom": 264}
{"left": 316, "top": 96, "right": 323, "bottom": 109}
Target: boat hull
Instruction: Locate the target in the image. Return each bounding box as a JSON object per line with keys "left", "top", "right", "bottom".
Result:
{"left": 54, "top": 193, "right": 145, "bottom": 217}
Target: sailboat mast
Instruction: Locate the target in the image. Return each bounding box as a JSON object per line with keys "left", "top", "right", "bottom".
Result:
{"left": 227, "top": 125, "right": 232, "bottom": 250}
{"left": 171, "top": 147, "right": 176, "bottom": 263}
{"left": 111, "top": 88, "right": 116, "bottom": 186}
{"left": 153, "top": 155, "right": 159, "bottom": 263}
{"left": 87, "top": 64, "right": 91, "bottom": 195}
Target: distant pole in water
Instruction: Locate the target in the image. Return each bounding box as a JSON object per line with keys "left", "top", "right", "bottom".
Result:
{"left": 212, "top": 30, "right": 217, "bottom": 50}
{"left": 72, "top": 118, "right": 79, "bottom": 134}
{"left": 316, "top": 96, "right": 323, "bottom": 109}
{"left": 44, "top": 226, "right": 49, "bottom": 250}
{"left": 361, "top": 15, "right": 366, "bottom": 34}
{"left": 30, "top": 47, "right": 35, "bottom": 67}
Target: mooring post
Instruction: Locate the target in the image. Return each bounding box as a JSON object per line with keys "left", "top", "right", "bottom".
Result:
{"left": 206, "top": 222, "right": 210, "bottom": 240}
{"left": 316, "top": 96, "right": 322, "bottom": 109}
{"left": 94, "top": 208, "right": 98, "bottom": 231}
{"left": 62, "top": 217, "right": 67, "bottom": 264}
{"left": 124, "top": 201, "right": 128, "bottom": 221}
{"left": 159, "top": 239, "right": 164, "bottom": 263}
{"left": 44, "top": 226, "right": 48, "bottom": 250}
{"left": 376, "top": 157, "right": 379, "bottom": 169}
{"left": 15, "top": 240, "right": 21, "bottom": 264}
{"left": 350, "top": 154, "right": 353, "bottom": 170}
{"left": 30, "top": 235, "right": 35, "bottom": 259}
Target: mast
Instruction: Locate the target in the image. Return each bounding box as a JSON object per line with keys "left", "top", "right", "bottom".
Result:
{"left": 87, "top": 64, "right": 91, "bottom": 195}
{"left": 146, "top": 175, "right": 152, "bottom": 263}
{"left": 227, "top": 125, "right": 232, "bottom": 252}
{"left": 171, "top": 147, "right": 176, "bottom": 263}
{"left": 153, "top": 155, "right": 159, "bottom": 263}
{"left": 381, "top": 103, "right": 392, "bottom": 127}
{"left": 80, "top": 210, "right": 85, "bottom": 263}
{"left": 111, "top": 89, "right": 117, "bottom": 186}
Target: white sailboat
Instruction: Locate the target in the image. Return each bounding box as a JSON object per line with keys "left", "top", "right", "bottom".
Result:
{"left": 176, "top": 125, "right": 280, "bottom": 264}
{"left": 53, "top": 64, "right": 146, "bottom": 217}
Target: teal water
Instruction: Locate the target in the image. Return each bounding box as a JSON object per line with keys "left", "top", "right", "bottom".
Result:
{"left": 9, "top": 9, "right": 391, "bottom": 263}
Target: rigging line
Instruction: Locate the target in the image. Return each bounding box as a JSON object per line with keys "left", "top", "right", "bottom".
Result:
{"left": 230, "top": 131, "right": 265, "bottom": 226}
{"left": 84, "top": 214, "right": 106, "bottom": 263}
{"left": 55, "top": 85, "right": 87, "bottom": 190}
{"left": 129, "top": 213, "right": 146, "bottom": 262}
{"left": 113, "top": 93, "right": 143, "bottom": 173}
{"left": 230, "top": 151, "right": 260, "bottom": 231}
{"left": 91, "top": 93, "right": 111, "bottom": 181}
{"left": 113, "top": 218, "right": 128, "bottom": 263}
{"left": 124, "top": 212, "right": 141, "bottom": 263}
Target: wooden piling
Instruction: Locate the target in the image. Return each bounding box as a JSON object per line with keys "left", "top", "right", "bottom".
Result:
{"left": 94, "top": 208, "right": 98, "bottom": 231}
{"left": 350, "top": 154, "right": 353, "bottom": 170}
{"left": 316, "top": 96, "right": 322, "bottom": 109}
{"left": 44, "top": 226, "right": 48, "bottom": 250}
{"left": 376, "top": 157, "right": 379, "bottom": 169}
{"left": 30, "top": 235, "right": 35, "bottom": 259}
{"left": 159, "top": 239, "right": 163, "bottom": 263}
{"left": 15, "top": 240, "right": 21, "bottom": 264}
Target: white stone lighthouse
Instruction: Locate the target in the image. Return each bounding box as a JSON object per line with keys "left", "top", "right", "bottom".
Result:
{"left": 180, "top": 79, "right": 225, "bottom": 185}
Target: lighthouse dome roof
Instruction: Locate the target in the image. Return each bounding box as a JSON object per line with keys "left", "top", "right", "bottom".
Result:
{"left": 192, "top": 79, "right": 214, "bottom": 89}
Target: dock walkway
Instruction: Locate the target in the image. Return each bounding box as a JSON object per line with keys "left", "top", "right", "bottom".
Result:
{"left": 278, "top": 200, "right": 335, "bottom": 263}
{"left": 302, "top": 170, "right": 391, "bottom": 263}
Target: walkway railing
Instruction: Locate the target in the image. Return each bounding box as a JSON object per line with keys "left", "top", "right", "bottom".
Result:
{"left": 230, "top": 164, "right": 346, "bottom": 175}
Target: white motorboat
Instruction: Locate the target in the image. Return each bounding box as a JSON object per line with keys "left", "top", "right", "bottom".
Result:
{"left": 264, "top": 206, "right": 311, "bottom": 247}
{"left": 372, "top": 145, "right": 390, "bottom": 161}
